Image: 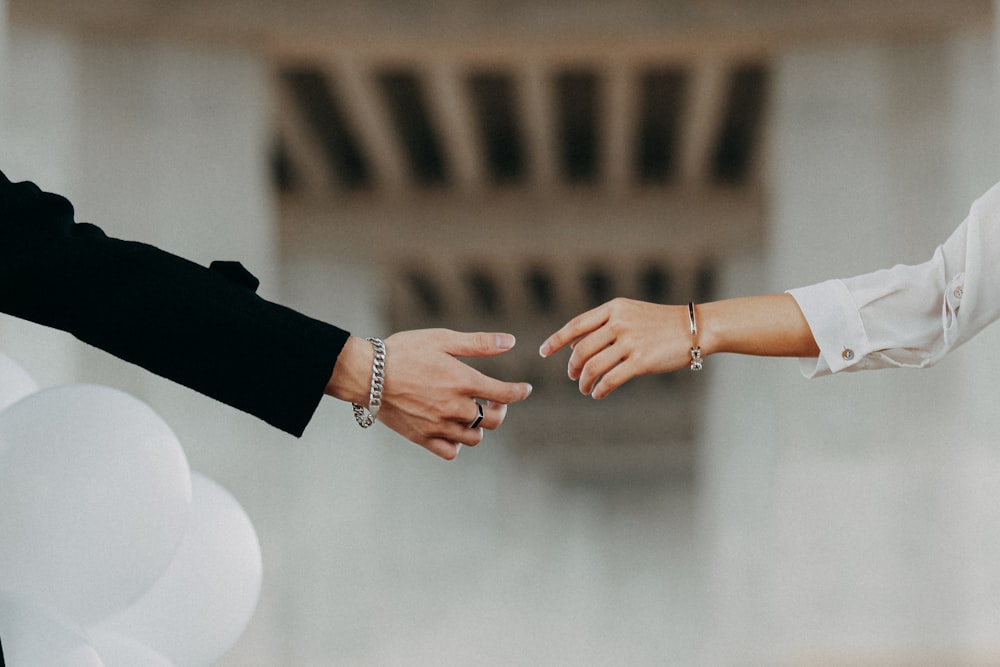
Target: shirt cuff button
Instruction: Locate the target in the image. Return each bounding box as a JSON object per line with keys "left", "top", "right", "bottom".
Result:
{"left": 842, "top": 348, "right": 855, "bottom": 361}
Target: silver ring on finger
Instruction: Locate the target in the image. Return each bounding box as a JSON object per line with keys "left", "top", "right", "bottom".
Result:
{"left": 468, "top": 402, "right": 485, "bottom": 429}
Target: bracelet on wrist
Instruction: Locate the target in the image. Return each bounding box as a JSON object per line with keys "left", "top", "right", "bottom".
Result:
{"left": 352, "top": 337, "right": 386, "bottom": 428}
{"left": 688, "top": 302, "right": 703, "bottom": 371}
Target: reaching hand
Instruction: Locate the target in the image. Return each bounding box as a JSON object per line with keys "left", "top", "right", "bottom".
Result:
{"left": 329, "top": 329, "right": 532, "bottom": 459}
{"left": 539, "top": 298, "right": 692, "bottom": 399}
{"left": 539, "top": 294, "right": 821, "bottom": 399}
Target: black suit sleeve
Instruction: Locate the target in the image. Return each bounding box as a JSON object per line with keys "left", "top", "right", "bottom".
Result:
{"left": 0, "top": 170, "right": 350, "bottom": 436}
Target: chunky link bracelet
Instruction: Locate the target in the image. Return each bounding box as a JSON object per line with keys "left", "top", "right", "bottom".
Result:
{"left": 352, "top": 337, "right": 386, "bottom": 428}
{"left": 688, "top": 302, "right": 703, "bottom": 371}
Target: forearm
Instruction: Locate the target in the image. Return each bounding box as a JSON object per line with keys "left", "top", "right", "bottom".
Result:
{"left": 1, "top": 233, "right": 349, "bottom": 434}
{"left": 698, "top": 294, "right": 820, "bottom": 359}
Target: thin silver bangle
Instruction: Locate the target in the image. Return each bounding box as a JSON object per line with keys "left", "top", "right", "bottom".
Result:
{"left": 352, "top": 337, "right": 386, "bottom": 428}
{"left": 688, "top": 302, "right": 703, "bottom": 371}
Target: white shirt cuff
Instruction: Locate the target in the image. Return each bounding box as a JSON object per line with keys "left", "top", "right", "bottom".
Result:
{"left": 787, "top": 279, "right": 871, "bottom": 378}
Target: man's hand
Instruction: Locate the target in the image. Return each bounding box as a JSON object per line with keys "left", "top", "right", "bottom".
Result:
{"left": 328, "top": 329, "right": 532, "bottom": 459}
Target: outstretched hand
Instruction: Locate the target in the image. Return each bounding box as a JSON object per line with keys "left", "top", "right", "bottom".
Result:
{"left": 539, "top": 294, "right": 821, "bottom": 398}
{"left": 329, "top": 329, "right": 532, "bottom": 460}
{"left": 539, "top": 298, "right": 692, "bottom": 399}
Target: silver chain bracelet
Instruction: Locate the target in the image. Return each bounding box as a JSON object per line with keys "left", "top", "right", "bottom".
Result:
{"left": 352, "top": 337, "right": 386, "bottom": 428}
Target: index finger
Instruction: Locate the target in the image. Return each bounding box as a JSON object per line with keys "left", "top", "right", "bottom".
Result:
{"left": 539, "top": 306, "right": 610, "bottom": 358}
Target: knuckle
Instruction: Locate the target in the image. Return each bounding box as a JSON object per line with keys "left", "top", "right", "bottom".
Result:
{"left": 448, "top": 399, "right": 471, "bottom": 420}
{"left": 608, "top": 297, "right": 628, "bottom": 313}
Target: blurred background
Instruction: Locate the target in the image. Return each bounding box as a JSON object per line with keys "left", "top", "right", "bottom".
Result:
{"left": 3, "top": 0, "right": 1000, "bottom": 664}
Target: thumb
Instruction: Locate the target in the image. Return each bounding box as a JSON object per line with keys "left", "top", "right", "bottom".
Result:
{"left": 447, "top": 331, "right": 517, "bottom": 358}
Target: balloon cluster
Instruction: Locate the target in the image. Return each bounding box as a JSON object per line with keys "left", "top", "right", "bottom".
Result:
{"left": 0, "top": 353, "right": 262, "bottom": 667}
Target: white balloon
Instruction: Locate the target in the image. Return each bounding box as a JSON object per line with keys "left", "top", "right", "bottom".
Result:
{"left": 0, "top": 385, "right": 192, "bottom": 624}
{"left": 95, "top": 473, "right": 262, "bottom": 667}
{"left": 0, "top": 352, "right": 39, "bottom": 412}
{"left": 0, "top": 591, "right": 105, "bottom": 667}
{"left": 89, "top": 630, "right": 175, "bottom": 667}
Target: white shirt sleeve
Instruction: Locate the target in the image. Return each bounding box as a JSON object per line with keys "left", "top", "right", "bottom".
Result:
{"left": 787, "top": 180, "right": 1000, "bottom": 378}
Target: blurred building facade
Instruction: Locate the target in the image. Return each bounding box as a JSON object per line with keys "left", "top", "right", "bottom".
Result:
{"left": 2, "top": 1, "right": 1000, "bottom": 664}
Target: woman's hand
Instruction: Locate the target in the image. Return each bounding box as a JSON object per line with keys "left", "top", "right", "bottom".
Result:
{"left": 540, "top": 294, "right": 820, "bottom": 399}
{"left": 328, "top": 330, "right": 532, "bottom": 460}
{"left": 539, "top": 298, "right": 692, "bottom": 399}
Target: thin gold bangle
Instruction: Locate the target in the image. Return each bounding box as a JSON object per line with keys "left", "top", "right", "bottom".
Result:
{"left": 688, "top": 302, "right": 703, "bottom": 371}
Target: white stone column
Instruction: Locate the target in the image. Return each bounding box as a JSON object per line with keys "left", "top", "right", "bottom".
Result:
{"left": 69, "top": 39, "right": 280, "bottom": 409}
{"left": 1, "top": 28, "right": 289, "bottom": 662}
{"left": 0, "top": 0, "right": 7, "bottom": 127}
{"left": 944, "top": 26, "right": 1000, "bottom": 654}
{"left": 69, "top": 38, "right": 287, "bottom": 663}
{"left": 704, "top": 33, "right": 1000, "bottom": 664}
{"left": 0, "top": 25, "right": 85, "bottom": 387}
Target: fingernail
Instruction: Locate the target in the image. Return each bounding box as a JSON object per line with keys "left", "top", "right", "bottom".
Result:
{"left": 525, "top": 384, "right": 533, "bottom": 397}
{"left": 538, "top": 342, "right": 550, "bottom": 358}
{"left": 496, "top": 334, "right": 516, "bottom": 350}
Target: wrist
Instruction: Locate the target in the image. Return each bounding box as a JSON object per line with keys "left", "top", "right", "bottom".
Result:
{"left": 327, "top": 336, "right": 374, "bottom": 405}
{"left": 696, "top": 300, "right": 725, "bottom": 357}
